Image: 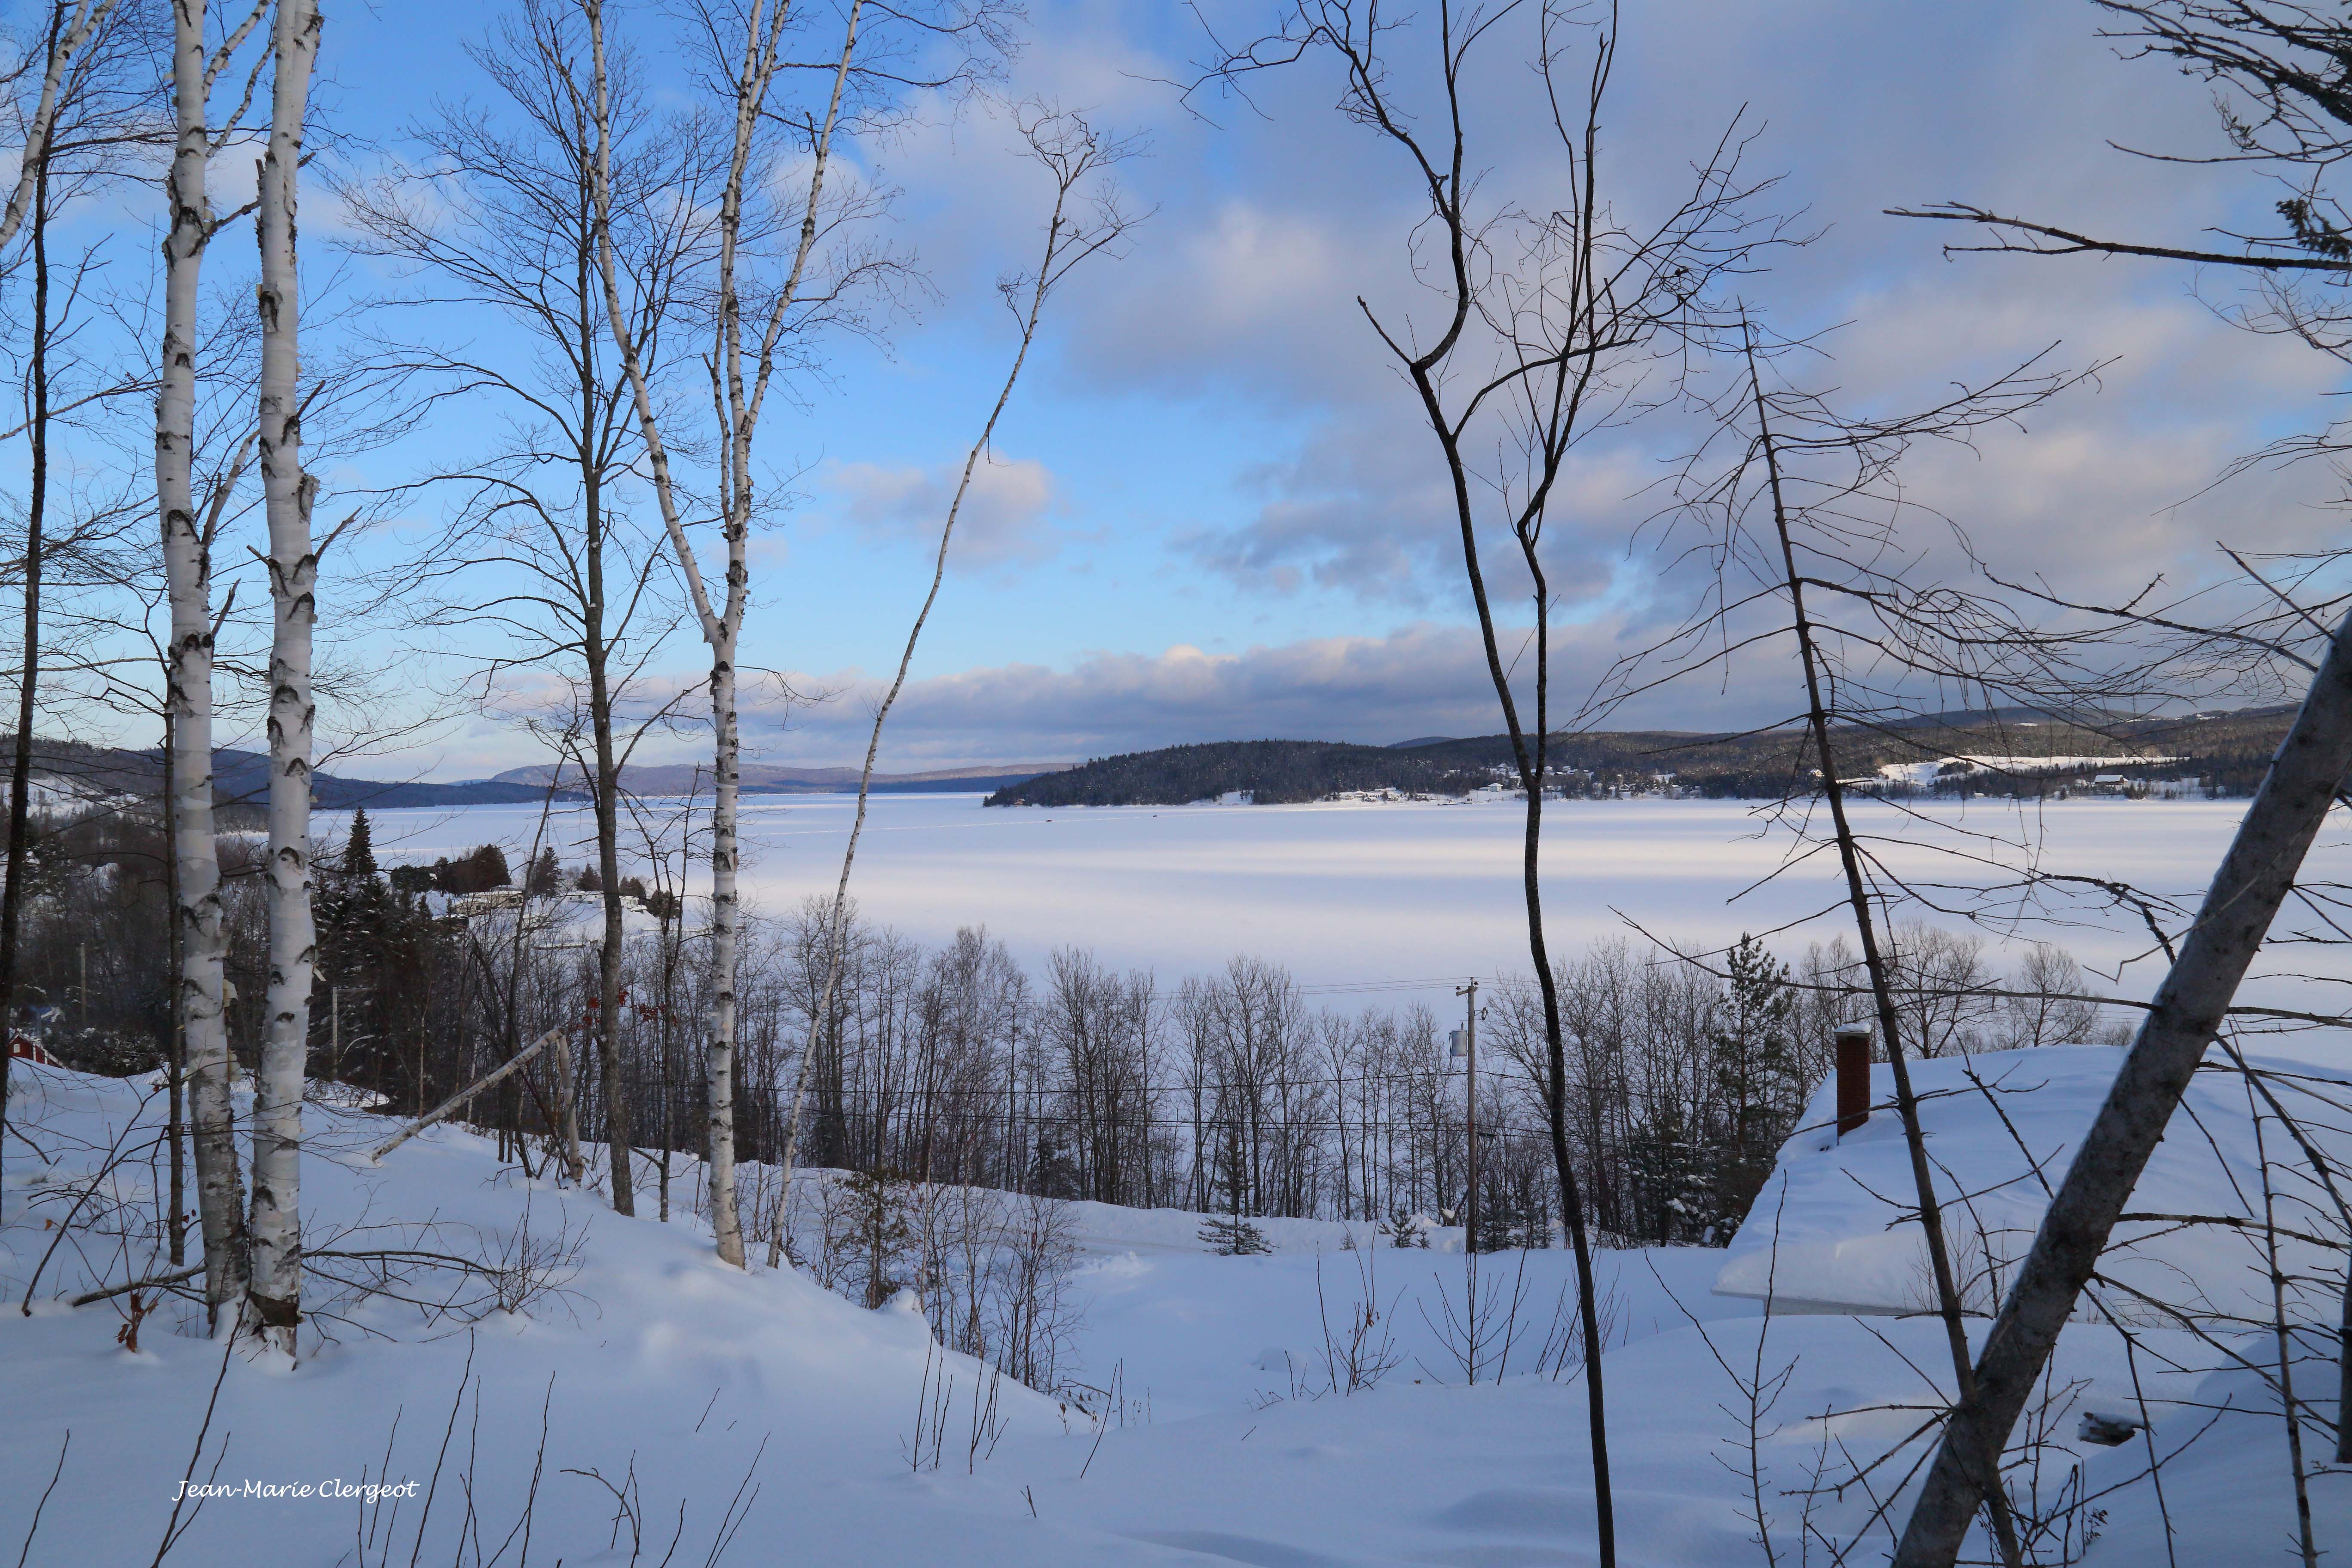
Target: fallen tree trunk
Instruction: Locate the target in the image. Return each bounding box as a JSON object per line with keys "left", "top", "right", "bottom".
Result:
{"left": 1895, "top": 608, "right": 2352, "bottom": 1567}
{"left": 372, "top": 1027, "right": 567, "bottom": 1164}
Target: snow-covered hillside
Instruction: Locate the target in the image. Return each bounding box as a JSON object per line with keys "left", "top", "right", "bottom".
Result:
{"left": 3, "top": 1062, "right": 2343, "bottom": 1565}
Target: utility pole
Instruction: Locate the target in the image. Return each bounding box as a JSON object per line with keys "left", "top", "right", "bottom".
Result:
{"left": 1453, "top": 979, "right": 1479, "bottom": 1253}
{"left": 1004, "top": 1025, "right": 1020, "bottom": 1192}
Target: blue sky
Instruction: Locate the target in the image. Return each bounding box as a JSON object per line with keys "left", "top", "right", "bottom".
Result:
{"left": 28, "top": 0, "right": 2350, "bottom": 778}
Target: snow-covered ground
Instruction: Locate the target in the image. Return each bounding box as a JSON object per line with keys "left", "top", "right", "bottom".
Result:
{"left": 1872, "top": 754, "right": 2175, "bottom": 787}
{"left": 6, "top": 1061, "right": 2346, "bottom": 1565}
{"left": 327, "top": 793, "right": 2350, "bottom": 1012}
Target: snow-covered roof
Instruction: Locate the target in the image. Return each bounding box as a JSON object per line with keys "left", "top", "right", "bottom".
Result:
{"left": 1715, "top": 1042, "right": 2352, "bottom": 1324}
{"left": 460, "top": 890, "right": 667, "bottom": 950}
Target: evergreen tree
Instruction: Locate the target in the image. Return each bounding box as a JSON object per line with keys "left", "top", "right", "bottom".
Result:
{"left": 1198, "top": 1118, "right": 1272, "bottom": 1254}
{"left": 840, "top": 1169, "right": 916, "bottom": 1308}
{"left": 437, "top": 843, "right": 510, "bottom": 894}
{"left": 343, "top": 807, "right": 377, "bottom": 877}
{"left": 1705, "top": 934, "right": 1798, "bottom": 1237}
{"left": 1028, "top": 1131, "right": 1078, "bottom": 1198}
{"left": 1628, "top": 1100, "right": 1709, "bottom": 1243}
{"left": 1380, "top": 1207, "right": 1431, "bottom": 1248}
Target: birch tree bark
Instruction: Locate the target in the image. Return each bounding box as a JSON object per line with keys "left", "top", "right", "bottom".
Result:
{"left": 245, "top": 0, "right": 323, "bottom": 1357}
{"left": 1894, "top": 610, "right": 2352, "bottom": 1566}
{"left": 0, "top": 0, "right": 113, "bottom": 253}
{"left": 162, "top": 0, "right": 268, "bottom": 1332}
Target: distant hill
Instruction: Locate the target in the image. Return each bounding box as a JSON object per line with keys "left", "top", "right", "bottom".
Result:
{"left": 492, "top": 759, "right": 1075, "bottom": 796}
{"left": 9, "top": 737, "right": 570, "bottom": 816}
{"left": 984, "top": 740, "right": 1471, "bottom": 807}
{"left": 985, "top": 707, "right": 2299, "bottom": 807}
{"left": 1396, "top": 706, "right": 2297, "bottom": 796}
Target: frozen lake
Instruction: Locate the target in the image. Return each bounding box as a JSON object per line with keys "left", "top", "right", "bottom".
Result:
{"left": 327, "top": 792, "right": 2350, "bottom": 1013}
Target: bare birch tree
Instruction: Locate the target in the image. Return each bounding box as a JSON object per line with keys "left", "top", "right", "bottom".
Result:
{"left": 243, "top": 0, "right": 324, "bottom": 1357}
{"left": 588, "top": 0, "right": 1002, "bottom": 1265}
{"left": 0, "top": 0, "right": 117, "bottom": 255}
{"left": 159, "top": 0, "right": 271, "bottom": 1332}
{"left": 585, "top": 0, "right": 841, "bottom": 1267}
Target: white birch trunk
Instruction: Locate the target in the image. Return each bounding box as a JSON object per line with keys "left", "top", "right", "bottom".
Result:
{"left": 585, "top": 0, "right": 858, "bottom": 1269}
{"left": 705, "top": 638, "right": 743, "bottom": 1265}
{"left": 160, "top": 0, "right": 256, "bottom": 1332}
{"left": 245, "top": 0, "right": 322, "bottom": 1357}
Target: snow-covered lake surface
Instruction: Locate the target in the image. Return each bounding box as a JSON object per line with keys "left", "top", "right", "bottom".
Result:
{"left": 337, "top": 792, "right": 2350, "bottom": 1009}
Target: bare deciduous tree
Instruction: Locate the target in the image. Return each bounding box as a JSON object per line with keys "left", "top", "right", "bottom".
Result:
{"left": 589, "top": 0, "right": 1005, "bottom": 1265}
{"left": 158, "top": 0, "right": 271, "bottom": 1333}
{"left": 1871, "top": 9, "right": 2352, "bottom": 1559}
{"left": 337, "top": 0, "right": 712, "bottom": 1220}
{"left": 587, "top": 0, "right": 866, "bottom": 1267}
{"left": 1195, "top": 5, "right": 1781, "bottom": 1556}
{"left": 245, "top": 0, "right": 324, "bottom": 1358}
{"left": 0, "top": 0, "right": 160, "bottom": 1194}
{"left": 770, "top": 104, "right": 1137, "bottom": 1259}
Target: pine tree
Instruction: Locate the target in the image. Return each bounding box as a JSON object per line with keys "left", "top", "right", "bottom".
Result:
{"left": 1197, "top": 1119, "right": 1272, "bottom": 1255}
{"left": 1380, "top": 1207, "right": 1431, "bottom": 1248}
{"left": 1706, "top": 934, "right": 1798, "bottom": 1236}
{"left": 1198, "top": 1212, "right": 1272, "bottom": 1255}
{"left": 841, "top": 1169, "right": 916, "bottom": 1308}
{"left": 343, "top": 807, "right": 376, "bottom": 878}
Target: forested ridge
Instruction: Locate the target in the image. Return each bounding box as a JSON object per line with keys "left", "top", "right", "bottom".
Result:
{"left": 2, "top": 734, "right": 570, "bottom": 817}
{"left": 987, "top": 706, "right": 2299, "bottom": 806}
{"left": 986, "top": 739, "right": 1471, "bottom": 805}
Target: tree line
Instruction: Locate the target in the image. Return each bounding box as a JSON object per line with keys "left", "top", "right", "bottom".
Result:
{"left": 16, "top": 799, "right": 2130, "bottom": 1259}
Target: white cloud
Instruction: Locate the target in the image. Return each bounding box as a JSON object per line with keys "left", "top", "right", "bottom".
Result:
{"left": 729, "top": 618, "right": 1797, "bottom": 767}
{"left": 827, "top": 454, "right": 1069, "bottom": 570}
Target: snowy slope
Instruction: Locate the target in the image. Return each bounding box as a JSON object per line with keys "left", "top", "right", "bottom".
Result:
{"left": 4, "top": 1063, "right": 2346, "bottom": 1566}
{"left": 0, "top": 1065, "right": 1091, "bottom": 1566}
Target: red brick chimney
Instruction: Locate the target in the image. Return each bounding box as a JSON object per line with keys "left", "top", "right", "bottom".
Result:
{"left": 1835, "top": 1026, "right": 1872, "bottom": 1138}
